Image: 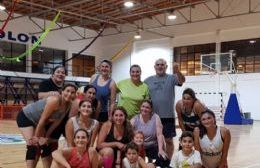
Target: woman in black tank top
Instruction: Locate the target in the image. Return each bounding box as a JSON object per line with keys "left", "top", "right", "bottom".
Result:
{"left": 97, "top": 107, "right": 134, "bottom": 168}
{"left": 176, "top": 88, "right": 206, "bottom": 132}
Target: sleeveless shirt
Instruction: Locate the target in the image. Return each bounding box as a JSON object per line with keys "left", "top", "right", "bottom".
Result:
{"left": 132, "top": 113, "right": 157, "bottom": 148}
{"left": 104, "top": 123, "right": 131, "bottom": 144}
{"left": 181, "top": 103, "right": 201, "bottom": 132}
{"left": 23, "top": 98, "right": 66, "bottom": 125}
{"left": 200, "top": 126, "right": 223, "bottom": 168}
{"left": 71, "top": 116, "right": 98, "bottom": 137}
{"left": 68, "top": 148, "right": 91, "bottom": 168}
{"left": 92, "top": 75, "right": 111, "bottom": 114}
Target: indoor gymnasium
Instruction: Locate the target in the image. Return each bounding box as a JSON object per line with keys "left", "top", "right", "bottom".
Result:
{"left": 0, "top": 0, "right": 260, "bottom": 168}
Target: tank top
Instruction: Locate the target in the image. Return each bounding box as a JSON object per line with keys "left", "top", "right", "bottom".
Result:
{"left": 133, "top": 113, "right": 157, "bottom": 148}
{"left": 71, "top": 116, "right": 98, "bottom": 137}
{"left": 104, "top": 123, "right": 131, "bottom": 144}
{"left": 68, "top": 148, "right": 91, "bottom": 168}
{"left": 200, "top": 126, "right": 223, "bottom": 168}
{"left": 92, "top": 75, "right": 112, "bottom": 113}
{"left": 181, "top": 103, "right": 201, "bottom": 132}
{"left": 22, "top": 98, "right": 67, "bottom": 125}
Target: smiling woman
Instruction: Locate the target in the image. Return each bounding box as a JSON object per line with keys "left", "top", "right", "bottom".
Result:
{"left": 65, "top": 100, "right": 99, "bottom": 147}
{"left": 194, "top": 109, "right": 231, "bottom": 168}
{"left": 117, "top": 64, "right": 150, "bottom": 119}
{"left": 16, "top": 83, "right": 77, "bottom": 168}
{"left": 97, "top": 107, "right": 134, "bottom": 168}
{"left": 130, "top": 100, "right": 168, "bottom": 167}
{"left": 51, "top": 128, "right": 99, "bottom": 168}
{"left": 176, "top": 88, "right": 207, "bottom": 132}
{"left": 90, "top": 60, "right": 117, "bottom": 122}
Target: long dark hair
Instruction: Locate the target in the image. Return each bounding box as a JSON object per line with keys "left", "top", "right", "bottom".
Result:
{"left": 199, "top": 109, "right": 216, "bottom": 138}
{"left": 182, "top": 88, "right": 197, "bottom": 101}
{"left": 84, "top": 84, "right": 97, "bottom": 93}
{"left": 112, "top": 106, "right": 134, "bottom": 141}
{"left": 83, "top": 84, "right": 98, "bottom": 110}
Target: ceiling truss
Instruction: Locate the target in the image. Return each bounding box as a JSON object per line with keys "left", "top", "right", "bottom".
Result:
{"left": 1, "top": 0, "right": 259, "bottom": 41}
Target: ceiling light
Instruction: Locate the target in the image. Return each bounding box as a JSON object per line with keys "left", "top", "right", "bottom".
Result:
{"left": 0, "top": 1, "right": 6, "bottom": 11}
{"left": 134, "top": 32, "right": 141, "bottom": 39}
{"left": 249, "top": 40, "right": 256, "bottom": 44}
{"left": 168, "top": 13, "right": 177, "bottom": 20}
{"left": 124, "top": 1, "right": 134, "bottom": 8}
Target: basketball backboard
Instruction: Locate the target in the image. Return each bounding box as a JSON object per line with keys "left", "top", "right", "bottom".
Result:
{"left": 200, "top": 51, "right": 235, "bottom": 75}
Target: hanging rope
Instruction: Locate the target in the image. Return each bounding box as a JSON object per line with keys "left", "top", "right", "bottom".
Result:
{"left": 0, "top": 0, "right": 19, "bottom": 35}
{"left": 46, "top": 24, "right": 106, "bottom": 65}
{"left": 0, "top": 11, "right": 61, "bottom": 62}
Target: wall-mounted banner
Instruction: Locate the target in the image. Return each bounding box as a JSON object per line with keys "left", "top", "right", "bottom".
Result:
{"left": 0, "top": 31, "right": 39, "bottom": 44}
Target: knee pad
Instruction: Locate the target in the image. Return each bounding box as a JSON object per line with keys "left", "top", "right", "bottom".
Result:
{"left": 40, "top": 144, "right": 52, "bottom": 158}
{"left": 102, "top": 156, "right": 114, "bottom": 168}
{"left": 26, "top": 145, "right": 39, "bottom": 160}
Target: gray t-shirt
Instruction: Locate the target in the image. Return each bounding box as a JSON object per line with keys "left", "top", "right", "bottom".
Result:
{"left": 145, "top": 74, "right": 179, "bottom": 118}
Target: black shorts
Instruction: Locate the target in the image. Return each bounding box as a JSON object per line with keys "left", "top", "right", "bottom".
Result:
{"left": 161, "top": 118, "right": 176, "bottom": 138}
{"left": 16, "top": 110, "right": 35, "bottom": 128}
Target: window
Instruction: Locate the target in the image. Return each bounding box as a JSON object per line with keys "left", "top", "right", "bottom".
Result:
{"left": 0, "top": 41, "right": 26, "bottom": 72}
{"left": 221, "top": 38, "right": 260, "bottom": 73}
{"left": 174, "top": 43, "right": 215, "bottom": 76}
{"left": 72, "top": 54, "right": 95, "bottom": 77}
{"left": 31, "top": 47, "right": 66, "bottom": 74}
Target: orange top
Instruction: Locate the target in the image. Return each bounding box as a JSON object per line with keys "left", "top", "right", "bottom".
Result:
{"left": 68, "top": 148, "right": 91, "bottom": 168}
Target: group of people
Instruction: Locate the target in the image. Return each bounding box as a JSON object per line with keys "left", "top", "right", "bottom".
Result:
{"left": 16, "top": 59, "right": 231, "bottom": 168}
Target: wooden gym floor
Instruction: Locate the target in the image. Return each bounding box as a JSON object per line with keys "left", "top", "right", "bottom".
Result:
{"left": 1, "top": 120, "right": 260, "bottom": 168}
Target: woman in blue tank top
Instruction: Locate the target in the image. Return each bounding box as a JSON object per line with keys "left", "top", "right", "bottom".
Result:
{"left": 90, "top": 60, "right": 116, "bottom": 122}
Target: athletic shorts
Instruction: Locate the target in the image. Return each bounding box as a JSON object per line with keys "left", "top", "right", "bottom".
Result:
{"left": 16, "top": 110, "right": 35, "bottom": 128}
{"left": 161, "top": 118, "right": 176, "bottom": 138}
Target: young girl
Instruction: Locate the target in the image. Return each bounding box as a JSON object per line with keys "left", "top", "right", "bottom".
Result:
{"left": 133, "top": 131, "right": 146, "bottom": 159}
{"left": 51, "top": 128, "right": 99, "bottom": 168}
{"left": 122, "top": 142, "right": 155, "bottom": 168}
{"left": 170, "top": 131, "right": 202, "bottom": 168}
